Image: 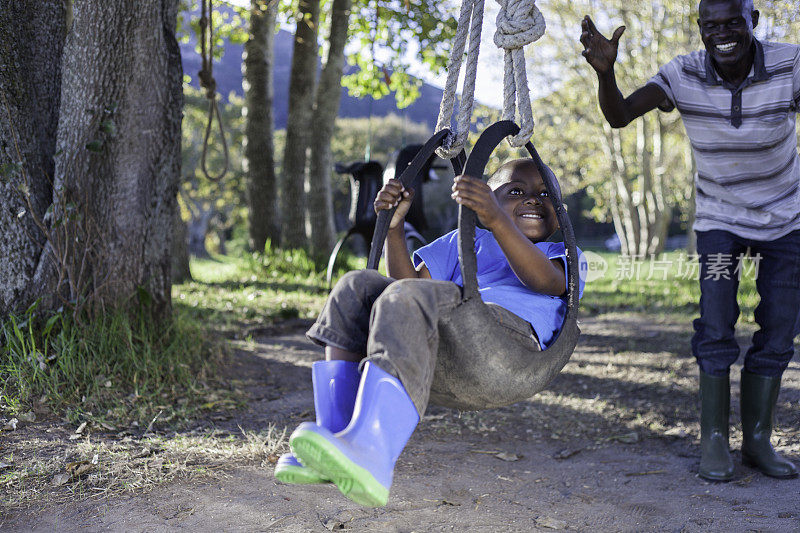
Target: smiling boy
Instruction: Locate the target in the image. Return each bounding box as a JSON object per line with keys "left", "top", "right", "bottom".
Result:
{"left": 275, "top": 159, "right": 585, "bottom": 506}
{"left": 580, "top": 0, "right": 800, "bottom": 481}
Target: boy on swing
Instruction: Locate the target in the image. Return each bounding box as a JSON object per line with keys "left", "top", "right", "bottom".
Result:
{"left": 274, "top": 158, "right": 585, "bottom": 507}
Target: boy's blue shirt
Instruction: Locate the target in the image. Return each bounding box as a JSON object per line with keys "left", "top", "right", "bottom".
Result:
{"left": 413, "top": 228, "right": 585, "bottom": 349}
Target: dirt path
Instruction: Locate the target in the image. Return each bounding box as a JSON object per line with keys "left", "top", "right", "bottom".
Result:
{"left": 5, "top": 314, "right": 800, "bottom": 532}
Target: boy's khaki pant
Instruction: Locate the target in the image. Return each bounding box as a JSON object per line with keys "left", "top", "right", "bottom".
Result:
{"left": 306, "top": 270, "right": 540, "bottom": 416}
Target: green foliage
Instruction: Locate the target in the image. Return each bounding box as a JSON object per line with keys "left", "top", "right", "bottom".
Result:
{"left": 178, "top": 0, "right": 249, "bottom": 62}
{"left": 342, "top": 1, "right": 458, "bottom": 108}
{"left": 0, "top": 302, "right": 221, "bottom": 426}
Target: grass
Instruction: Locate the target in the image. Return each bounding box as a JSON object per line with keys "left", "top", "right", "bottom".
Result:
{"left": 0, "top": 426, "right": 288, "bottom": 511}
{"left": 579, "top": 250, "right": 760, "bottom": 324}
{"left": 174, "top": 247, "right": 369, "bottom": 336}
{"left": 0, "top": 302, "right": 230, "bottom": 428}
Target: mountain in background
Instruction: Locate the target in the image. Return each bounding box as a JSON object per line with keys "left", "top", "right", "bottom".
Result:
{"left": 181, "top": 29, "right": 452, "bottom": 131}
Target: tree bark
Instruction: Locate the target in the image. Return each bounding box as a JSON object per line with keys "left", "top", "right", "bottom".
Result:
{"left": 280, "top": 0, "right": 320, "bottom": 249}
{"left": 53, "top": 0, "right": 182, "bottom": 316}
{"left": 243, "top": 0, "right": 280, "bottom": 252}
{"left": 306, "top": 0, "right": 352, "bottom": 259}
{"left": 0, "top": 0, "right": 66, "bottom": 316}
{"left": 0, "top": 0, "right": 183, "bottom": 319}
{"left": 171, "top": 205, "right": 192, "bottom": 283}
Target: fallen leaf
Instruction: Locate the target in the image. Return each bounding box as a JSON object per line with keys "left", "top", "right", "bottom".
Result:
{"left": 66, "top": 460, "right": 94, "bottom": 478}
{"left": 17, "top": 411, "right": 36, "bottom": 423}
{"left": 613, "top": 431, "right": 639, "bottom": 444}
{"left": 2, "top": 418, "right": 18, "bottom": 431}
{"left": 536, "top": 517, "right": 567, "bottom": 530}
{"left": 553, "top": 448, "right": 580, "bottom": 460}
{"left": 266, "top": 453, "right": 279, "bottom": 465}
{"left": 134, "top": 447, "right": 152, "bottom": 459}
{"left": 322, "top": 519, "right": 345, "bottom": 531}
{"left": 75, "top": 421, "right": 87, "bottom": 434}
{"left": 52, "top": 473, "right": 70, "bottom": 486}
{"left": 664, "top": 427, "right": 688, "bottom": 438}
{"left": 0, "top": 461, "right": 12, "bottom": 469}
{"left": 68, "top": 433, "right": 82, "bottom": 440}
{"left": 99, "top": 421, "right": 116, "bottom": 431}
{"left": 494, "top": 452, "right": 520, "bottom": 462}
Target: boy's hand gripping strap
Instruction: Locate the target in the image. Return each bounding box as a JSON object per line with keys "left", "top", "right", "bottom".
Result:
{"left": 366, "top": 130, "right": 466, "bottom": 271}
{"left": 458, "top": 120, "right": 579, "bottom": 321}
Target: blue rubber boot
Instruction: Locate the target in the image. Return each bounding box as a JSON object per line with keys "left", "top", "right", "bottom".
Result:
{"left": 274, "top": 360, "right": 360, "bottom": 484}
{"left": 289, "top": 362, "right": 420, "bottom": 507}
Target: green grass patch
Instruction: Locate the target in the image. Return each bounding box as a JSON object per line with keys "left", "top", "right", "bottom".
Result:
{"left": 175, "top": 246, "right": 369, "bottom": 334}
{"left": 0, "top": 301, "right": 228, "bottom": 427}
{"left": 580, "top": 251, "right": 760, "bottom": 323}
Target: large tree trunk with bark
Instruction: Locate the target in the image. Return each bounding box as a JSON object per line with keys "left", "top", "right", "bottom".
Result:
{"left": 0, "top": 1, "right": 66, "bottom": 316}
{"left": 306, "top": 0, "right": 351, "bottom": 259}
{"left": 0, "top": 0, "right": 182, "bottom": 319}
{"left": 243, "top": 0, "right": 279, "bottom": 253}
{"left": 280, "top": 0, "right": 320, "bottom": 249}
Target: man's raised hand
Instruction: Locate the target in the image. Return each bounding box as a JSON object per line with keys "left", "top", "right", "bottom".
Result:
{"left": 580, "top": 15, "right": 625, "bottom": 75}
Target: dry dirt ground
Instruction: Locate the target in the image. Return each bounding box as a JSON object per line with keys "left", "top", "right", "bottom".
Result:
{"left": 3, "top": 313, "right": 800, "bottom": 532}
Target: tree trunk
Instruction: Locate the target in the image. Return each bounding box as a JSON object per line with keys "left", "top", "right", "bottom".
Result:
{"left": 0, "top": 1, "right": 66, "bottom": 316}
{"left": 1, "top": 0, "right": 183, "bottom": 319}
{"left": 280, "top": 0, "right": 320, "bottom": 249}
{"left": 306, "top": 0, "right": 352, "bottom": 259}
{"left": 243, "top": 0, "right": 279, "bottom": 253}
{"left": 55, "top": 0, "right": 182, "bottom": 316}
{"left": 171, "top": 205, "right": 192, "bottom": 283}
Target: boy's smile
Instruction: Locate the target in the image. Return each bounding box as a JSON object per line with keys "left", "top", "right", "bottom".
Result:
{"left": 493, "top": 165, "right": 559, "bottom": 242}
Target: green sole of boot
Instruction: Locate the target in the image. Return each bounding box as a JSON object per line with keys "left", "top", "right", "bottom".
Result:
{"left": 290, "top": 429, "right": 389, "bottom": 507}
{"left": 274, "top": 463, "right": 329, "bottom": 485}
{"left": 742, "top": 454, "right": 799, "bottom": 479}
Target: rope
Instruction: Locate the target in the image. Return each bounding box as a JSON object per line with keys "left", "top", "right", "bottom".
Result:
{"left": 435, "top": 0, "right": 545, "bottom": 157}
{"left": 434, "top": 0, "right": 485, "bottom": 159}
{"left": 494, "top": 0, "right": 544, "bottom": 146}
{"left": 198, "top": 0, "right": 229, "bottom": 182}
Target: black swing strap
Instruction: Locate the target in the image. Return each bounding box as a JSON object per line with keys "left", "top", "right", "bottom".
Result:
{"left": 458, "top": 120, "right": 580, "bottom": 350}
{"left": 366, "top": 129, "right": 466, "bottom": 270}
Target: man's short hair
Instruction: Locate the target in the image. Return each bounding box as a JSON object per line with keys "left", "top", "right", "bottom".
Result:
{"left": 699, "top": 0, "right": 755, "bottom": 13}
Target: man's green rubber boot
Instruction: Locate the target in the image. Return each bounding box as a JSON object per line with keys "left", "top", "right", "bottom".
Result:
{"left": 698, "top": 370, "right": 734, "bottom": 481}
{"left": 740, "top": 370, "right": 798, "bottom": 479}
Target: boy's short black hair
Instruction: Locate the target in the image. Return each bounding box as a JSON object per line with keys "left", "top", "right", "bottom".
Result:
{"left": 487, "top": 158, "right": 563, "bottom": 202}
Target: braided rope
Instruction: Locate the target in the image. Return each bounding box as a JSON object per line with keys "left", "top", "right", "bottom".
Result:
{"left": 435, "top": 0, "right": 545, "bottom": 157}
{"left": 435, "top": 0, "right": 485, "bottom": 159}
{"left": 494, "top": 0, "right": 545, "bottom": 146}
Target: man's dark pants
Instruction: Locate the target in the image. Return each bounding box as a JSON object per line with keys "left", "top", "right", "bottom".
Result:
{"left": 692, "top": 229, "right": 800, "bottom": 377}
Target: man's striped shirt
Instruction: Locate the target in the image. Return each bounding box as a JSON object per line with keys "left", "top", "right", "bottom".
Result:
{"left": 647, "top": 39, "right": 800, "bottom": 241}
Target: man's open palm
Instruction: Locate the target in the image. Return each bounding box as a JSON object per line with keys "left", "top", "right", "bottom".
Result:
{"left": 580, "top": 15, "right": 625, "bottom": 74}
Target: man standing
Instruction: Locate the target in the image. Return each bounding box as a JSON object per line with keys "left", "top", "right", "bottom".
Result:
{"left": 580, "top": 0, "right": 799, "bottom": 481}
